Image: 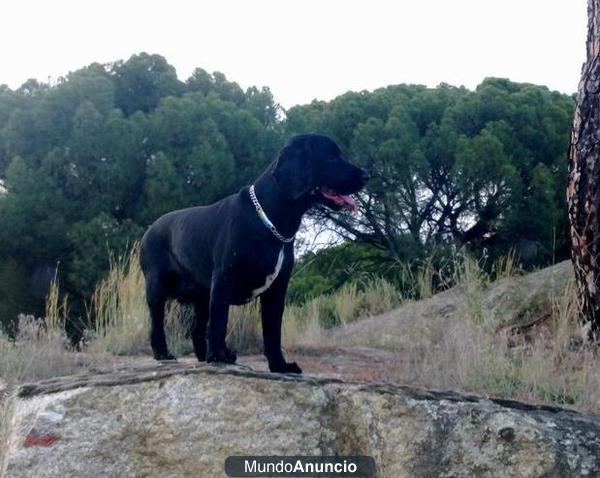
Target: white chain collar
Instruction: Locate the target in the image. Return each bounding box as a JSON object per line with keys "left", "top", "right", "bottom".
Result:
{"left": 249, "top": 185, "right": 296, "bottom": 243}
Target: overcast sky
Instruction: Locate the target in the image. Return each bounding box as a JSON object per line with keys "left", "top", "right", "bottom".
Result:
{"left": 1, "top": 0, "right": 587, "bottom": 108}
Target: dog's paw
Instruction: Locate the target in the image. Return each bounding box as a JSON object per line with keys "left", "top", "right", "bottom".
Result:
{"left": 153, "top": 351, "right": 177, "bottom": 362}
{"left": 193, "top": 344, "right": 207, "bottom": 362}
{"left": 194, "top": 347, "right": 207, "bottom": 362}
{"left": 269, "top": 361, "right": 303, "bottom": 374}
{"left": 207, "top": 347, "right": 237, "bottom": 364}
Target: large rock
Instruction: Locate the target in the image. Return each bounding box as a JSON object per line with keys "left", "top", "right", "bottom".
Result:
{"left": 480, "top": 260, "right": 574, "bottom": 328}
{"left": 0, "top": 379, "right": 9, "bottom": 475}
{"left": 2, "top": 362, "right": 599, "bottom": 478}
{"left": 331, "top": 261, "right": 574, "bottom": 350}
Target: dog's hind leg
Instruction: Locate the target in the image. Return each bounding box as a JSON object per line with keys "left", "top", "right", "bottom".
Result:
{"left": 146, "top": 273, "right": 176, "bottom": 361}
{"left": 192, "top": 293, "right": 209, "bottom": 362}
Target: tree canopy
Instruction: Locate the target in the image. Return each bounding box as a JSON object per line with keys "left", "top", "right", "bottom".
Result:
{"left": 0, "top": 53, "right": 575, "bottom": 331}
{"left": 0, "top": 54, "right": 284, "bottom": 330}
{"left": 286, "top": 79, "right": 574, "bottom": 265}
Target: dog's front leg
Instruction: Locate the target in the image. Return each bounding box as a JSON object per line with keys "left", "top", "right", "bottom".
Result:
{"left": 207, "top": 279, "right": 237, "bottom": 364}
{"left": 260, "top": 285, "right": 302, "bottom": 374}
{"left": 191, "top": 295, "right": 209, "bottom": 362}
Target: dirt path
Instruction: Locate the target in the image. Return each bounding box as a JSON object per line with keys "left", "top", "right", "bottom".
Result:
{"left": 91, "top": 347, "right": 400, "bottom": 384}
{"left": 241, "top": 346, "right": 398, "bottom": 382}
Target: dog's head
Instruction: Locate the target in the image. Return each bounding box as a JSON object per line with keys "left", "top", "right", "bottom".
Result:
{"left": 272, "top": 134, "right": 368, "bottom": 211}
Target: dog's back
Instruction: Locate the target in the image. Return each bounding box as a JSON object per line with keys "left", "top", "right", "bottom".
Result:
{"left": 140, "top": 193, "right": 239, "bottom": 297}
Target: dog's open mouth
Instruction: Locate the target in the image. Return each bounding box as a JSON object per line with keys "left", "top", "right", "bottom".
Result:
{"left": 320, "top": 188, "right": 358, "bottom": 212}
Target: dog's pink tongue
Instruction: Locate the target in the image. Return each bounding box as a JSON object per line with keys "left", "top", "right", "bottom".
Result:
{"left": 323, "top": 192, "right": 358, "bottom": 212}
{"left": 341, "top": 194, "right": 358, "bottom": 212}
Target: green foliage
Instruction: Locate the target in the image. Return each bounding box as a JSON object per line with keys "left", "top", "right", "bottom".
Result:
{"left": 67, "top": 215, "right": 143, "bottom": 296}
{"left": 139, "top": 151, "right": 184, "bottom": 222}
{"left": 288, "top": 243, "right": 366, "bottom": 302}
{"left": 288, "top": 237, "right": 443, "bottom": 305}
{"left": 0, "top": 260, "right": 30, "bottom": 334}
{"left": 0, "top": 55, "right": 575, "bottom": 328}
{"left": 287, "top": 79, "right": 574, "bottom": 263}
{"left": 113, "top": 53, "right": 183, "bottom": 115}
{"left": 0, "top": 54, "right": 284, "bottom": 322}
{"left": 0, "top": 157, "right": 69, "bottom": 265}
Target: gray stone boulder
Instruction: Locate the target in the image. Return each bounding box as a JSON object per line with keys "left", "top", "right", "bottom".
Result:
{"left": 2, "top": 362, "right": 599, "bottom": 477}
{"left": 331, "top": 261, "right": 575, "bottom": 350}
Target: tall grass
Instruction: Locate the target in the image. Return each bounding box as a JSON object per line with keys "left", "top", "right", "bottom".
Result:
{"left": 281, "top": 277, "right": 402, "bottom": 348}
{"left": 90, "top": 246, "right": 149, "bottom": 355}
{"left": 0, "top": 275, "right": 91, "bottom": 385}
{"left": 213, "top": 274, "right": 402, "bottom": 353}
{"left": 0, "top": 277, "right": 86, "bottom": 472}
{"left": 388, "top": 266, "right": 600, "bottom": 412}
{"left": 90, "top": 244, "right": 193, "bottom": 356}
{"left": 1, "top": 275, "right": 83, "bottom": 385}
{"left": 86, "top": 245, "right": 404, "bottom": 356}
{"left": 227, "top": 301, "right": 263, "bottom": 354}
{"left": 33, "top": 245, "right": 518, "bottom": 365}
{"left": 45, "top": 273, "right": 69, "bottom": 331}
{"left": 0, "top": 315, "right": 94, "bottom": 385}
{"left": 491, "top": 250, "right": 520, "bottom": 281}
{"left": 33, "top": 245, "right": 521, "bottom": 362}
{"left": 5, "top": 243, "right": 598, "bottom": 412}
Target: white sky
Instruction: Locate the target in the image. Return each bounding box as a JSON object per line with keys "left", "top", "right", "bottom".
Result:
{"left": 1, "top": 0, "right": 587, "bottom": 109}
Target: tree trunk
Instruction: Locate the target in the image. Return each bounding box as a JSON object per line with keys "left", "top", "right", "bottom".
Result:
{"left": 568, "top": 0, "right": 600, "bottom": 340}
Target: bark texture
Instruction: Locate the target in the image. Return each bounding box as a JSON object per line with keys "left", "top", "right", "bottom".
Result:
{"left": 568, "top": 0, "right": 600, "bottom": 339}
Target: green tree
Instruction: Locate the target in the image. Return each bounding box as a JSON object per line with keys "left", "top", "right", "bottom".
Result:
{"left": 287, "top": 79, "right": 574, "bottom": 264}
{"left": 113, "top": 53, "right": 183, "bottom": 115}
{"left": 139, "top": 151, "right": 185, "bottom": 223}
{"left": 0, "top": 54, "right": 575, "bottom": 327}
{"left": 67, "top": 214, "right": 143, "bottom": 296}
{"left": 0, "top": 55, "right": 284, "bottom": 322}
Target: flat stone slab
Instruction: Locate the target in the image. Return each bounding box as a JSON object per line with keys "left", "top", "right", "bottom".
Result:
{"left": 2, "top": 362, "right": 600, "bottom": 477}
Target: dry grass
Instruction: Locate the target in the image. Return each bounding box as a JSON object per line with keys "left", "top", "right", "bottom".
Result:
{"left": 89, "top": 245, "right": 192, "bottom": 356}
{"left": 45, "top": 273, "right": 69, "bottom": 331}
{"left": 333, "top": 278, "right": 401, "bottom": 325}
{"left": 228, "top": 251, "right": 598, "bottom": 412}
{"left": 227, "top": 301, "right": 263, "bottom": 354}
{"left": 87, "top": 245, "right": 403, "bottom": 356}
{"left": 280, "top": 277, "right": 403, "bottom": 350}
{"left": 0, "top": 278, "right": 102, "bottom": 386}
{"left": 384, "top": 261, "right": 600, "bottom": 413}
{"left": 0, "top": 315, "right": 96, "bottom": 385}
{"left": 2, "top": 244, "right": 598, "bottom": 413}
{"left": 90, "top": 246, "right": 150, "bottom": 356}
{"left": 0, "top": 278, "right": 86, "bottom": 473}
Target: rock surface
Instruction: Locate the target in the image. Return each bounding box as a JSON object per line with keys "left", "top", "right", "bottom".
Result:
{"left": 2, "top": 361, "right": 600, "bottom": 478}
{"left": 330, "top": 260, "right": 574, "bottom": 349}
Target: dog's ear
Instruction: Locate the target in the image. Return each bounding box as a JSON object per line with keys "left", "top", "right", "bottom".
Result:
{"left": 272, "top": 139, "right": 314, "bottom": 200}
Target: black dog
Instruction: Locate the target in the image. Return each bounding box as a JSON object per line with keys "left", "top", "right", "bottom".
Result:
{"left": 139, "top": 134, "right": 367, "bottom": 373}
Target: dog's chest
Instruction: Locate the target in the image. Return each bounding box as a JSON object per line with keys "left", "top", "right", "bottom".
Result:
{"left": 249, "top": 247, "right": 285, "bottom": 299}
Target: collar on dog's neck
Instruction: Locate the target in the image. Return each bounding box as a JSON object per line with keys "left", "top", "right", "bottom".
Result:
{"left": 249, "top": 185, "right": 296, "bottom": 243}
